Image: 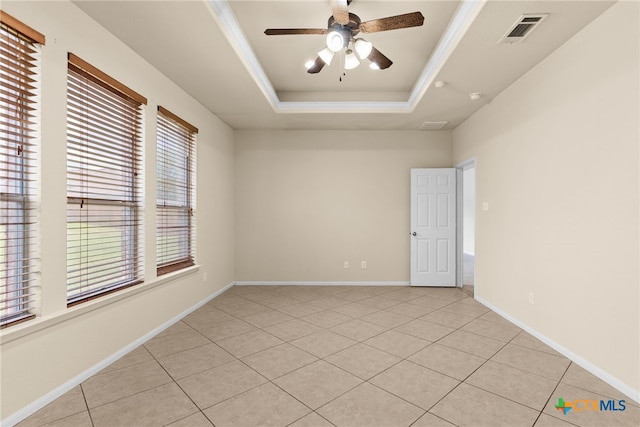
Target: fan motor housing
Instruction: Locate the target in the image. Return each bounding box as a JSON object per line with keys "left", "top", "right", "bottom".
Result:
{"left": 328, "top": 12, "right": 361, "bottom": 36}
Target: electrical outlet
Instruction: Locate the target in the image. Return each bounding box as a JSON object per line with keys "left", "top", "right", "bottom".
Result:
{"left": 528, "top": 292, "right": 535, "bottom": 305}
{"left": 482, "top": 202, "right": 489, "bottom": 211}
{"left": 344, "top": 261, "right": 349, "bottom": 269}
{"left": 361, "top": 261, "right": 367, "bottom": 269}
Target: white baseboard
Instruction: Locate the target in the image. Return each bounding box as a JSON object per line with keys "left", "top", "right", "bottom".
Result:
{"left": 475, "top": 295, "right": 640, "bottom": 404}
{"left": 234, "top": 281, "right": 409, "bottom": 287}
{"left": 2, "top": 281, "right": 235, "bottom": 427}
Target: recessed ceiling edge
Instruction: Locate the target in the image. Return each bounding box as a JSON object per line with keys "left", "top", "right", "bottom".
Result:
{"left": 205, "top": 0, "right": 487, "bottom": 114}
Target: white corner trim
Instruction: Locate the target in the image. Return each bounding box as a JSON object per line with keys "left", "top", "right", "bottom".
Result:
{"left": 205, "top": 0, "right": 486, "bottom": 114}
{"left": 205, "top": 0, "right": 279, "bottom": 108}
{"left": 455, "top": 156, "right": 478, "bottom": 170}
{"left": 2, "top": 282, "right": 235, "bottom": 427}
{"left": 234, "top": 281, "right": 409, "bottom": 287}
{"left": 475, "top": 296, "right": 640, "bottom": 404}
{"left": 408, "top": 0, "right": 486, "bottom": 106}
{"left": 273, "top": 101, "right": 413, "bottom": 114}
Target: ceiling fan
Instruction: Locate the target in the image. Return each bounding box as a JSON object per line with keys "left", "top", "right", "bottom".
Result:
{"left": 264, "top": 0, "right": 425, "bottom": 74}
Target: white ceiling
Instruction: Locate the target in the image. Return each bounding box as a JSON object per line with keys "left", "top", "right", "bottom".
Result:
{"left": 73, "top": 0, "right": 615, "bottom": 130}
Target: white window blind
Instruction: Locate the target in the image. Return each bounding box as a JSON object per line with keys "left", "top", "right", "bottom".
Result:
{"left": 1, "top": 12, "right": 44, "bottom": 328}
{"left": 66, "top": 53, "right": 147, "bottom": 305}
{"left": 156, "top": 106, "right": 196, "bottom": 276}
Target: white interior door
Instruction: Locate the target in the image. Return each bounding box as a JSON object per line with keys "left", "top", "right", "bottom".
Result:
{"left": 410, "top": 168, "right": 457, "bottom": 286}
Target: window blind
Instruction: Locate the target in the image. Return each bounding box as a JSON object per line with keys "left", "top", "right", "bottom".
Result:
{"left": 156, "top": 106, "right": 196, "bottom": 276}
{"left": 0, "top": 13, "right": 43, "bottom": 328}
{"left": 66, "top": 53, "right": 147, "bottom": 305}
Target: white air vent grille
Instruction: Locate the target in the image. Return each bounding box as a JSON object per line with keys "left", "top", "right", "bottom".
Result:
{"left": 419, "top": 121, "right": 448, "bottom": 130}
{"left": 499, "top": 14, "right": 549, "bottom": 44}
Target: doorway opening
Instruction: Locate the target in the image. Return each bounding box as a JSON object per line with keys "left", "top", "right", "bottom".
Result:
{"left": 456, "top": 159, "right": 476, "bottom": 296}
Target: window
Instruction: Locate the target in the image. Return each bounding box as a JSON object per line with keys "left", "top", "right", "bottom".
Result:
{"left": 66, "top": 53, "right": 147, "bottom": 305}
{"left": 0, "top": 12, "right": 44, "bottom": 328}
{"left": 156, "top": 106, "right": 196, "bottom": 275}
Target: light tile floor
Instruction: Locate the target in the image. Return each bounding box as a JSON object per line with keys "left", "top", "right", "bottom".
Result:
{"left": 17, "top": 285, "right": 639, "bottom": 427}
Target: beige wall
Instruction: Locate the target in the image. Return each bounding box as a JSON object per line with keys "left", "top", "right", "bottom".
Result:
{"left": 453, "top": 1, "right": 639, "bottom": 397}
{"left": 3, "top": 0, "right": 639, "bottom": 422}
{"left": 0, "top": 1, "right": 235, "bottom": 421}
{"left": 235, "top": 130, "right": 453, "bottom": 282}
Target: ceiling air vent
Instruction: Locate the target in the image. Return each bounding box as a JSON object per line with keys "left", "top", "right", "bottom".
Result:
{"left": 498, "top": 14, "right": 549, "bottom": 44}
{"left": 419, "top": 121, "right": 448, "bottom": 131}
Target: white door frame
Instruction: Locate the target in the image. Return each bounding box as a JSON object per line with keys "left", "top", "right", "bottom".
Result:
{"left": 455, "top": 157, "right": 477, "bottom": 288}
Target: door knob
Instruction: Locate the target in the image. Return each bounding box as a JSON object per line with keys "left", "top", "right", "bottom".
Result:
{"left": 412, "top": 232, "right": 417, "bottom": 236}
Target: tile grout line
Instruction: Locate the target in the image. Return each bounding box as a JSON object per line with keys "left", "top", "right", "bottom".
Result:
{"left": 25, "top": 286, "right": 611, "bottom": 427}
{"left": 174, "top": 287, "right": 468, "bottom": 426}
{"left": 139, "top": 343, "right": 212, "bottom": 426}
{"left": 79, "top": 384, "right": 96, "bottom": 427}
{"left": 395, "top": 316, "right": 514, "bottom": 420}
{"left": 243, "top": 292, "right": 427, "bottom": 426}
{"left": 208, "top": 291, "right": 375, "bottom": 425}
{"left": 298, "top": 294, "right": 471, "bottom": 425}
{"left": 167, "top": 293, "right": 577, "bottom": 427}
{"left": 214, "top": 286, "right": 489, "bottom": 427}
{"left": 531, "top": 361, "right": 581, "bottom": 427}
{"left": 440, "top": 324, "right": 579, "bottom": 422}
{"left": 189, "top": 307, "right": 346, "bottom": 424}
{"left": 325, "top": 293, "right": 487, "bottom": 425}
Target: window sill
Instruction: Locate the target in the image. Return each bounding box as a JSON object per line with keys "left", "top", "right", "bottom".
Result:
{"left": 0, "top": 265, "right": 200, "bottom": 344}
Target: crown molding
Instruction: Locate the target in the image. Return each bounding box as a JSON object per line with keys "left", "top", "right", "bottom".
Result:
{"left": 206, "top": 0, "right": 486, "bottom": 114}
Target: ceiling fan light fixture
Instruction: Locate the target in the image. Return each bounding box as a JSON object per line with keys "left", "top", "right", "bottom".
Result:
{"left": 344, "top": 49, "right": 360, "bottom": 70}
{"left": 326, "top": 30, "right": 345, "bottom": 52}
{"left": 264, "top": 6, "right": 424, "bottom": 75}
{"left": 304, "top": 60, "right": 316, "bottom": 69}
{"left": 369, "top": 62, "right": 380, "bottom": 70}
{"left": 318, "top": 47, "right": 335, "bottom": 65}
{"left": 354, "top": 39, "right": 373, "bottom": 60}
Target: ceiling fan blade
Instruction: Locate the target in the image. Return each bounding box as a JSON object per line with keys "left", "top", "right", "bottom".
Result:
{"left": 264, "top": 28, "right": 327, "bottom": 36}
{"left": 359, "top": 11, "right": 424, "bottom": 33}
{"left": 307, "top": 56, "right": 326, "bottom": 74}
{"left": 330, "top": 0, "right": 350, "bottom": 25}
{"left": 369, "top": 47, "right": 393, "bottom": 69}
